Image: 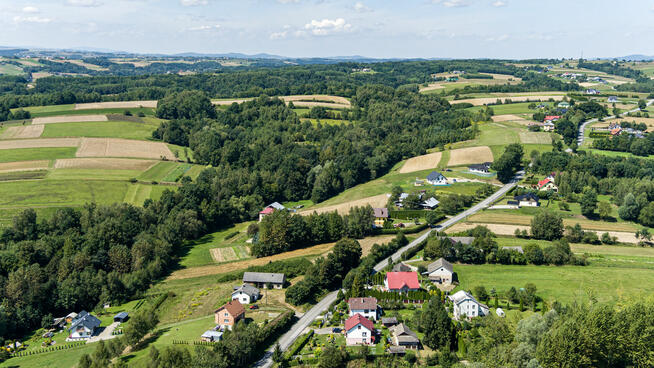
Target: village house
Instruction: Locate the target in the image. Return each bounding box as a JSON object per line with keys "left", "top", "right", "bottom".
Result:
{"left": 373, "top": 207, "right": 389, "bottom": 228}
{"left": 424, "top": 257, "right": 454, "bottom": 285}
{"left": 608, "top": 96, "right": 619, "bottom": 103}
{"left": 585, "top": 88, "right": 601, "bottom": 95}
{"left": 390, "top": 323, "right": 420, "bottom": 350}
{"left": 345, "top": 313, "right": 375, "bottom": 345}
{"left": 214, "top": 300, "right": 245, "bottom": 330}
{"left": 426, "top": 171, "right": 447, "bottom": 185}
{"left": 68, "top": 311, "right": 101, "bottom": 340}
{"left": 258, "top": 202, "right": 285, "bottom": 222}
{"left": 243, "top": 272, "right": 285, "bottom": 289}
{"left": 414, "top": 179, "right": 424, "bottom": 187}
{"left": 514, "top": 193, "right": 540, "bottom": 207}
{"left": 201, "top": 330, "right": 223, "bottom": 342}
{"left": 537, "top": 177, "right": 558, "bottom": 191}
{"left": 449, "top": 290, "right": 490, "bottom": 320}
{"left": 384, "top": 272, "right": 421, "bottom": 293}
{"left": 543, "top": 121, "right": 555, "bottom": 132}
{"left": 420, "top": 197, "right": 440, "bottom": 210}
{"left": 544, "top": 115, "right": 560, "bottom": 123}
{"left": 231, "top": 284, "right": 260, "bottom": 304}
{"left": 392, "top": 262, "right": 413, "bottom": 272}
{"left": 348, "top": 297, "right": 379, "bottom": 321}
{"left": 557, "top": 101, "right": 570, "bottom": 108}
{"left": 469, "top": 162, "right": 492, "bottom": 174}
{"left": 382, "top": 317, "right": 398, "bottom": 327}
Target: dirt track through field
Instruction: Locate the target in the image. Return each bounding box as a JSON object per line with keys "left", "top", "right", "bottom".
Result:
{"left": 446, "top": 223, "right": 638, "bottom": 244}
{"left": 301, "top": 194, "right": 389, "bottom": 216}
{"left": 74, "top": 101, "right": 158, "bottom": 110}
{"left": 454, "top": 95, "right": 565, "bottom": 106}
{"left": 447, "top": 146, "right": 494, "bottom": 166}
{"left": 0, "top": 160, "right": 49, "bottom": 173}
{"left": 0, "top": 138, "right": 79, "bottom": 149}
{"left": 0, "top": 125, "right": 44, "bottom": 139}
{"left": 399, "top": 152, "right": 443, "bottom": 173}
{"left": 32, "top": 115, "right": 108, "bottom": 124}
{"left": 76, "top": 138, "right": 174, "bottom": 159}
{"left": 54, "top": 158, "right": 157, "bottom": 170}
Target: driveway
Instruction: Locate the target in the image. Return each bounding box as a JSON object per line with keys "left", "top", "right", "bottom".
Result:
{"left": 87, "top": 322, "right": 120, "bottom": 343}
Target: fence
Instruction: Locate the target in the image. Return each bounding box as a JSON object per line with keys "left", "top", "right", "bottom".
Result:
{"left": 11, "top": 341, "right": 87, "bottom": 358}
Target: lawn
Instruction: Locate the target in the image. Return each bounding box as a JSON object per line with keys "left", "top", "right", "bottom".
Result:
{"left": 0, "top": 147, "right": 77, "bottom": 163}
{"left": 124, "top": 183, "right": 155, "bottom": 205}
{"left": 0, "top": 344, "right": 95, "bottom": 368}
{"left": 177, "top": 222, "right": 252, "bottom": 268}
{"left": 162, "top": 163, "right": 192, "bottom": 182}
{"left": 42, "top": 121, "right": 157, "bottom": 140}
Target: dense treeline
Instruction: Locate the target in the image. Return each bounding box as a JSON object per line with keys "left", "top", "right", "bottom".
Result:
{"left": 592, "top": 132, "right": 654, "bottom": 156}
{"left": 578, "top": 59, "right": 646, "bottom": 80}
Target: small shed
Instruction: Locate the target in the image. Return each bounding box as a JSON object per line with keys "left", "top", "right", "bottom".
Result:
{"left": 201, "top": 330, "right": 223, "bottom": 342}
{"left": 382, "top": 317, "right": 398, "bottom": 327}
{"left": 114, "top": 312, "right": 129, "bottom": 323}
{"left": 496, "top": 308, "right": 505, "bottom": 318}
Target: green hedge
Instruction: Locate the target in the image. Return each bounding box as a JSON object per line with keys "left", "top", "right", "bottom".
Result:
{"left": 375, "top": 223, "right": 429, "bottom": 235}
{"left": 589, "top": 131, "right": 610, "bottom": 138}
{"left": 389, "top": 210, "right": 429, "bottom": 219}
{"left": 285, "top": 330, "right": 314, "bottom": 359}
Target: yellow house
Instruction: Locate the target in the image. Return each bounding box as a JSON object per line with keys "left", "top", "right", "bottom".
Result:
{"left": 373, "top": 208, "right": 389, "bottom": 228}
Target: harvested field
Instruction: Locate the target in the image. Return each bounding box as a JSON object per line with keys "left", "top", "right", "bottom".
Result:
{"left": 420, "top": 83, "right": 444, "bottom": 92}
{"left": 491, "top": 114, "right": 528, "bottom": 123}
{"left": 482, "top": 73, "right": 522, "bottom": 81}
{"left": 32, "top": 115, "right": 108, "bottom": 124}
{"left": 76, "top": 138, "right": 174, "bottom": 159}
{"left": 54, "top": 158, "right": 156, "bottom": 170}
{"left": 74, "top": 101, "right": 158, "bottom": 110}
{"left": 359, "top": 236, "right": 395, "bottom": 256}
{"left": 455, "top": 95, "right": 565, "bottom": 106}
{"left": 399, "top": 152, "right": 442, "bottom": 173}
{"left": 213, "top": 95, "right": 351, "bottom": 109}
{"left": 519, "top": 132, "right": 552, "bottom": 144}
{"left": 0, "top": 125, "right": 44, "bottom": 139}
{"left": 0, "top": 160, "right": 49, "bottom": 173}
{"left": 301, "top": 194, "right": 389, "bottom": 216}
{"left": 209, "top": 245, "right": 250, "bottom": 263}
{"left": 446, "top": 222, "right": 638, "bottom": 244}
{"left": 447, "top": 146, "right": 493, "bottom": 166}
{"left": 0, "top": 138, "right": 79, "bottom": 150}
{"left": 212, "top": 99, "right": 250, "bottom": 106}
{"left": 31, "top": 72, "right": 51, "bottom": 80}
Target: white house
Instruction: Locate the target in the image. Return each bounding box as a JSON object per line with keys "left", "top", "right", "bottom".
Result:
{"left": 448, "top": 290, "right": 489, "bottom": 320}
{"left": 345, "top": 313, "right": 375, "bottom": 345}
{"left": 426, "top": 171, "right": 447, "bottom": 185}
{"left": 201, "top": 330, "right": 223, "bottom": 342}
{"left": 608, "top": 96, "right": 619, "bottom": 103}
{"left": 543, "top": 121, "right": 555, "bottom": 132}
{"left": 514, "top": 193, "right": 540, "bottom": 207}
{"left": 424, "top": 258, "right": 454, "bottom": 285}
{"left": 68, "top": 311, "right": 101, "bottom": 340}
{"left": 495, "top": 308, "right": 505, "bottom": 318}
{"left": 231, "top": 284, "right": 260, "bottom": 304}
{"left": 348, "top": 297, "right": 379, "bottom": 321}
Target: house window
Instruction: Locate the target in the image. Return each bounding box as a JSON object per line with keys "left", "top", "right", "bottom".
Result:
{"left": 224, "top": 319, "right": 229, "bottom": 323}
{"left": 362, "top": 332, "right": 367, "bottom": 337}
{"left": 224, "top": 312, "right": 228, "bottom": 316}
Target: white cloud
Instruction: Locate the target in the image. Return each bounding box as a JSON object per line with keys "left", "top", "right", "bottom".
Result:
{"left": 66, "top": 0, "right": 103, "bottom": 7}
{"left": 187, "top": 24, "right": 220, "bottom": 31}
{"left": 270, "top": 31, "right": 288, "bottom": 40}
{"left": 432, "top": 0, "right": 470, "bottom": 7}
{"left": 181, "top": 0, "right": 209, "bottom": 6}
{"left": 13, "top": 15, "right": 52, "bottom": 23}
{"left": 22, "top": 6, "right": 40, "bottom": 13}
{"left": 492, "top": 1, "right": 506, "bottom": 7}
{"left": 354, "top": 2, "right": 371, "bottom": 12}
{"left": 304, "top": 18, "right": 352, "bottom": 36}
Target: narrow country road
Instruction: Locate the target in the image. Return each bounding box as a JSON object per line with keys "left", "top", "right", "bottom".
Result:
{"left": 577, "top": 99, "right": 654, "bottom": 146}
{"left": 253, "top": 171, "right": 524, "bottom": 368}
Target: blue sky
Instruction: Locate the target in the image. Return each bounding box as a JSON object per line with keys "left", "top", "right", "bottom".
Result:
{"left": 1, "top": 0, "right": 652, "bottom": 58}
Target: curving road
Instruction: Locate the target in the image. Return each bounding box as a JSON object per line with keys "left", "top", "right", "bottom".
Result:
{"left": 253, "top": 171, "right": 524, "bottom": 368}
{"left": 577, "top": 99, "right": 654, "bottom": 147}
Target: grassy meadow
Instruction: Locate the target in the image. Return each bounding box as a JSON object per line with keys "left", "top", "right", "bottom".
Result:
{"left": 42, "top": 121, "right": 157, "bottom": 140}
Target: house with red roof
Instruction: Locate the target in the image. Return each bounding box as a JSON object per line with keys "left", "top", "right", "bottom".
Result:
{"left": 384, "top": 272, "right": 421, "bottom": 293}
{"left": 345, "top": 313, "right": 375, "bottom": 345}
{"left": 258, "top": 202, "right": 285, "bottom": 222}
{"left": 544, "top": 115, "right": 560, "bottom": 123}
{"left": 537, "top": 178, "right": 557, "bottom": 192}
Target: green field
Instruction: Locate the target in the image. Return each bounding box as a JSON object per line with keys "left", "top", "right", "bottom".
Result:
{"left": 137, "top": 161, "right": 202, "bottom": 182}
{"left": 0, "top": 63, "right": 24, "bottom": 76}
{"left": 162, "top": 163, "right": 192, "bottom": 182}
{"left": 0, "top": 344, "right": 96, "bottom": 368}
{"left": 0, "top": 147, "right": 77, "bottom": 163}
{"left": 46, "top": 168, "right": 144, "bottom": 181}
{"left": 42, "top": 121, "right": 157, "bottom": 140}
{"left": 138, "top": 161, "right": 178, "bottom": 181}
{"left": 0, "top": 180, "right": 129, "bottom": 208}
{"left": 178, "top": 222, "right": 251, "bottom": 268}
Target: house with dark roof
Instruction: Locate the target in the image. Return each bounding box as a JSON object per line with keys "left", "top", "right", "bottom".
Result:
{"left": 390, "top": 323, "right": 420, "bottom": 349}
{"left": 345, "top": 314, "right": 375, "bottom": 345}
{"left": 113, "top": 312, "right": 129, "bottom": 323}
{"left": 426, "top": 171, "right": 447, "bottom": 185}
{"left": 243, "top": 272, "right": 285, "bottom": 289}
{"left": 373, "top": 208, "right": 389, "bottom": 228}
{"left": 469, "top": 162, "right": 492, "bottom": 174}
{"left": 231, "top": 284, "right": 260, "bottom": 304}
{"left": 384, "top": 272, "right": 420, "bottom": 293}
{"left": 348, "top": 297, "right": 379, "bottom": 321}
{"left": 425, "top": 257, "right": 454, "bottom": 285}
{"left": 214, "top": 300, "right": 245, "bottom": 330}
{"left": 608, "top": 96, "right": 619, "bottom": 103}
{"left": 392, "top": 262, "right": 412, "bottom": 272}
{"left": 68, "top": 311, "right": 101, "bottom": 340}
{"left": 382, "top": 317, "right": 398, "bottom": 327}
{"left": 514, "top": 193, "right": 540, "bottom": 207}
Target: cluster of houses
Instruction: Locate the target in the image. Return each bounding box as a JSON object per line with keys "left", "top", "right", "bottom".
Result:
{"left": 594, "top": 122, "right": 645, "bottom": 139}
{"left": 201, "top": 272, "right": 286, "bottom": 342}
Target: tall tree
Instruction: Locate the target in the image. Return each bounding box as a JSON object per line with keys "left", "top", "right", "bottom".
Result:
{"left": 420, "top": 295, "right": 453, "bottom": 350}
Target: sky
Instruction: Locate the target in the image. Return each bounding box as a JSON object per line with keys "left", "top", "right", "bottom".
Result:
{"left": 1, "top": 0, "right": 653, "bottom": 59}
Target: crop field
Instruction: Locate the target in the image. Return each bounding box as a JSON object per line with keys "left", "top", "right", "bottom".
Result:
{"left": 0, "top": 138, "right": 80, "bottom": 150}
{"left": 0, "top": 63, "right": 23, "bottom": 75}
{"left": 594, "top": 116, "right": 654, "bottom": 130}
{"left": 0, "top": 179, "right": 128, "bottom": 209}
{"left": 210, "top": 245, "right": 251, "bottom": 262}
{"left": 0, "top": 160, "right": 50, "bottom": 173}
{"left": 54, "top": 158, "right": 156, "bottom": 170}
{"left": 519, "top": 131, "right": 552, "bottom": 144}
{"left": 124, "top": 183, "right": 154, "bottom": 205}
{"left": 74, "top": 100, "right": 158, "bottom": 110}
{"left": 0, "top": 124, "right": 44, "bottom": 139}
{"left": 399, "top": 151, "right": 442, "bottom": 173}
{"left": 42, "top": 121, "right": 157, "bottom": 140}
{"left": 179, "top": 223, "right": 252, "bottom": 268}
{"left": 491, "top": 114, "right": 530, "bottom": 123}
{"left": 162, "top": 163, "right": 192, "bottom": 182}
{"left": 0, "top": 147, "right": 77, "bottom": 163}
{"left": 76, "top": 138, "right": 175, "bottom": 159}
{"left": 454, "top": 95, "right": 564, "bottom": 106}
{"left": 213, "top": 95, "right": 351, "bottom": 109}
{"left": 301, "top": 193, "right": 389, "bottom": 215}
{"left": 32, "top": 115, "right": 108, "bottom": 124}
{"left": 300, "top": 118, "right": 351, "bottom": 126}
{"left": 138, "top": 161, "right": 179, "bottom": 181}
{"left": 447, "top": 146, "right": 494, "bottom": 166}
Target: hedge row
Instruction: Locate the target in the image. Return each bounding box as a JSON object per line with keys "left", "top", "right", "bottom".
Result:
{"left": 11, "top": 342, "right": 86, "bottom": 357}
{"left": 389, "top": 210, "right": 430, "bottom": 219}
{"left": 284, "top": 330, "right": 314, "bottom": 359}
{"left": 375, "top": 223, "right": 429, "bottom": 235}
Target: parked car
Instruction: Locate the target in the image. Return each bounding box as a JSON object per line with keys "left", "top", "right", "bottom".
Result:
{"left": 249, "top": 305, "right": 259, "bottom": 310}
{"left": 332, "top": 327, "right": 341, "bottom": 333}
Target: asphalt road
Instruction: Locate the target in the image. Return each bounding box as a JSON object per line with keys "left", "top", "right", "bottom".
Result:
{"left": 253, "top": 171, "right": 523, "bottom": 368}
{"left": 577, "top": 99, "right": 654, "bottom": 146}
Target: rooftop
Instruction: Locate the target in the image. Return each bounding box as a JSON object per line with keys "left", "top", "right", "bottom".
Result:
{"left": 345, "top": 313, "right": 374, "bottom": 332}
{"left": 385, "top": 272, "right": 420, "bottom": 290}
